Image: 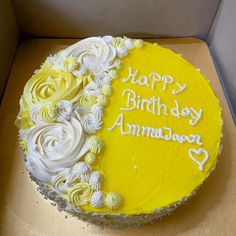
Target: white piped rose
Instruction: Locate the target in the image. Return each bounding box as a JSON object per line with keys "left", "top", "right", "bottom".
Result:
{"left": 57, "top": 100, "right": 73, "bottom": 121}
{"left": 60, "top": 37, "right": 116, "bottom": 73}
{"left": 81, "top": 112, "right": 103, "bottom": 134}
{"left": 25, "top": 117, "right": 89, "bottom": 183}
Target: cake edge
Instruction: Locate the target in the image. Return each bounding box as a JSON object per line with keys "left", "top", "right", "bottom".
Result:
{"left": 25, "top": 137, "right": 222, "bottom": 229}
{"left": 17, "top": 37, "right": 224, "bottom": 228}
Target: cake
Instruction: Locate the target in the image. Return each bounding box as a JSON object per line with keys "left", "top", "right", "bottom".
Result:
{"left": 15, "top": 36, "right": 222, "bottom": 228}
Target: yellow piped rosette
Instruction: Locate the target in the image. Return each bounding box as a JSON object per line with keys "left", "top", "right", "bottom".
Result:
{"left": 16, "top": 37, "right": 222, "bottom": 216}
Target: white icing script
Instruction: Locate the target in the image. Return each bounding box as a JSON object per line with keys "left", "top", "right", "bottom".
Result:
{"left": 121, "top": 88, "right": 203, "bottom": 126}
{"left": 107, "top": 67, "right": 209, "bottom": 172}
{"left": 188, "top": 148, "right": 209, "bottom": 171}
{"left": 123, "top": 67, "right": 187, "bottom": 95}
{"left": 108, "top": 113, "right": 202, "bottom": 146}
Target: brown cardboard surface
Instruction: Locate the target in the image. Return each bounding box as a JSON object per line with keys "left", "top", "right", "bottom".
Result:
{"left": 0, "top": 38, "right": 235, "bottom": 235}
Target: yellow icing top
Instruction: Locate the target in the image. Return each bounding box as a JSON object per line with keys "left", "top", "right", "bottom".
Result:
{"left": 17, "top": 38, "right": 222, "bottom": 217}
{"left": 80, "top": 42, "right": 222, "bottom": 214}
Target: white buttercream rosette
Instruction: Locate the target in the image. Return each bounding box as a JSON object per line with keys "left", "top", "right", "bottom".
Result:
{"left": 25, "top": 100, "right": 104, "bottom": 183}
{"left": 25, "top": 116, "right": 89, "bottom": 183}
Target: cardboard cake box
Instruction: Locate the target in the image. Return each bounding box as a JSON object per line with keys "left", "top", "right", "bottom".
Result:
{"left": 0, "top": 0, "right": 236, "bottom": 235}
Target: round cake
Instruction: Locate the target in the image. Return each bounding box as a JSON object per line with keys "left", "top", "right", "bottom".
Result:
{"left": 16, "top": 36, "right": 222, "bottom": 228}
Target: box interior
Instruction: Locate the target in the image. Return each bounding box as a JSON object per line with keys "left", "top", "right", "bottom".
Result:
{"left": 0, "top": 0, "right": 236, "bottom": 234}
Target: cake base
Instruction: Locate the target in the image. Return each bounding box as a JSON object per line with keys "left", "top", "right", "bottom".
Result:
{"left": 33, "top": 174, "right": 199, "bottom": 229}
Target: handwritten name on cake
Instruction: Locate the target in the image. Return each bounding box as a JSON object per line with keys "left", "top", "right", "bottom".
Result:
{"left": 108, "top": 67, "right": 209, "bottom": 171}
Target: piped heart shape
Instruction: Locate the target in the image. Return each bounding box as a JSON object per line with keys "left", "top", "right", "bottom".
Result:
{"left": 188, "top": 148, "right": 209, "bottom": 171}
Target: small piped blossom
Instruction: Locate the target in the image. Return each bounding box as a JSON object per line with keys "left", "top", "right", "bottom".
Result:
{"left": 97, "top": 95, "right": 107, "bottom": 106}
{"left": 84, "top": 152, "right": 96, "bottom": 165}
{"left": 104, "top": 192, "right": 122, "bottom": 210}
{"left": 102, "top": 84, "right": 112, "bottom": 96}
{"left": 90, "top": 191, "right": 104, "bottom": 208}
{"left": 89, "top": 136, "right": 103, "bottom": 154}
{"left": 89, "top": 171, "right": 102, "bottom": 190}
{"left": 108, "top": 69, "right": 119, "bottom": 79}
{"left": 70, "top": 162, "right": 92, "bottom": 182}
{"left": 134, "top": 39, "right": 144, "bottom": 49}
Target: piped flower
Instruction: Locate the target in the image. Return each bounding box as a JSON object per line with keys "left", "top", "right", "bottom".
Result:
{"left": 68, "top": 182, "right": 93, "bottom": 207}
{"left": 84, "top": 152, "right": 96, "bottom": 165}
{"left": 39, "top": 102, "right": 58, "bottom": 122}
{"left": 89, "top": 171, "right": 102, "bottom": 190}
{"left": 70, "top": 162, "right": 92, "bottom": 182}
{"left": 134, "top": 39, "right": 144, "bottom": 49}
{"left": 97, "top": 95, "right": 107, "bottom": 106}
{"left": 112, "top": 37, "right": 126, "bottom": 47}
{"left": 81, "top": 112, "right": 102, "bottom": 134}
{"left": 104, "top": 192, "right": 122, "bottom": 210}
{"left": 53, "top": 56, "right": 79, "bottom": 72}
{"left": 57, "top": 100, "right": 72, "bottom": 121}
{"left": 90, "top": 191, "right": 104, "bottom": 208}
{"left": 102, "top": 84, "right": 112, "bottom": 96}
{"left": 108, "top": 69, "right": 119, "bottom": 79}
{"left": 52, "top": 169, "right": 71, "bottom": 194}
{"left": 89, "top": 136, "right": 103, "bottom": 154}
{"left": 19, "top": 137, "right": 28, "bottom": 155}
{"left": 77, "top": 94, "right": 97, "bottom": 109}
{"left": 15, "top": 110, "right": 33, "bottom": 130}
{"left": 113, "top": 59, "right": 122, "bottom": 70}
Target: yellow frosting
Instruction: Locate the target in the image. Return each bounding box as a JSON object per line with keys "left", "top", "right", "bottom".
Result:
{"left": 15, "top": 109, "right": 33, "bottom": 130}
{"left": 61, "top": 56, "right": 79, "bottom": 72}
{"left": 78, "top": 94, "right": 96, "bottom": 109}
{"left": 84, "top": 152, "right": 96, "bottom": 165}
{"left": 112, "top": 37, "right": 126, "bottom": 47}
{"left": 89, "top": 136, "right": 103, "bottom": 154}
{"left": 79, "top": 70, "right": 94, "bottom": 87}
{"left": 134, "top": 39, "right": 144, "bottom": 49}
{"left": 21, "top": 68, "right": 82, "bottom": 112}
{"left": 114, "top": 59, "right": 122, "bottom": 70}
{"left": 104, "top": 192, "right": 122, "bottom": 210}
{"left": 108, "top": 69, "right": 119, "bottom": 79}
{"left": 80, "top": 42, "right": 222, "bottom": 214}
{"left": 39, "top": 102, "right": 57, "bottom": 122}
{"left": 68, "top": 182, "right": 93, "bottom": 207}
{"left": 97, "top": 95, "right": 108, "bottom": 107}
{"left": 102, "top": 84, "right": 112, "bottom": 96}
